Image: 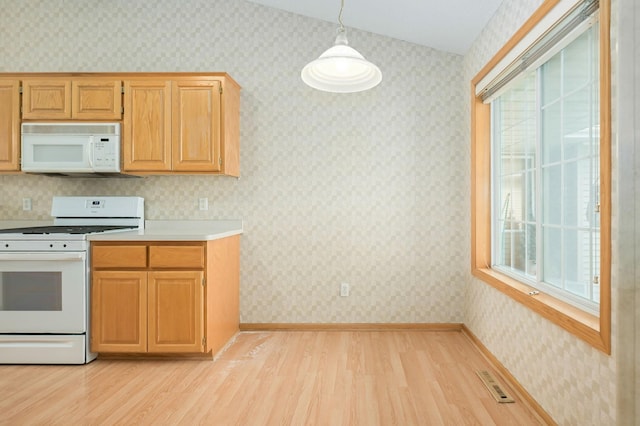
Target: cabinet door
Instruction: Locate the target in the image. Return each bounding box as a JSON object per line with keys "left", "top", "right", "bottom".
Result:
{"left": 171, "top": 80, "right": 221, "bottom": 172}
{"left": 91, "top": 271, "right": 147, "bottom": 352}
{"left": 123, "top": 80, "right": 172, "bottom": 171}
{"left": 147, "top": 271, "right": 204, "bottom": 353}
{"left": 22, "top": 80, "right": 72, "bottom": 119}
{"left": 0, "top": 80, "right": 20, "bottom": 171}
{"left": 72, "top": 80, "right": 122, "bottom": 119}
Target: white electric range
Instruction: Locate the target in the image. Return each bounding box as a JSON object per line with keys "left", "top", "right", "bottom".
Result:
{"left": 0, "top": 196, "right": 144, "bottom": 364}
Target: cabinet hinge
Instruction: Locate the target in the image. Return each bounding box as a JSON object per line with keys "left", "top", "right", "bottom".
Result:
{"left": 595, "top": 203, "right": 600, "bottom": 213}
{"left": 219, "top": 85, "right": 223, "bottom": 94}
{"left": 202, "top": 277, "right": 206, "bottom": 287}
{"left": 219, "top": 157, "right": 222, "bottom": 166}
{"left": 202, "top": 337, "right": 206, "bottom": 346}
{"left": 121, "top": 106, "right": 124, "bottom": 114}
{"left": 19, "top": 86, "right": 23, "bottom": 94}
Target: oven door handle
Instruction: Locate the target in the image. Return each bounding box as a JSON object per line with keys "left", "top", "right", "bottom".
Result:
{"left": 0, "top": 253, "right": 85, "bottom": 262}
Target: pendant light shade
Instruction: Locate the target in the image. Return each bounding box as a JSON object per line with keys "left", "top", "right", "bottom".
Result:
{"left": 301, "top": 1, "right": 382, "bottom": 93}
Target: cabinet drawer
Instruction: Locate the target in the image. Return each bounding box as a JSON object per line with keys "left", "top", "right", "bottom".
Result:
{"left": 92, "top": 245, "right": 147, "bottom": 268}
{"left": 149, "top": 245, "right": 205, "bottom": 269}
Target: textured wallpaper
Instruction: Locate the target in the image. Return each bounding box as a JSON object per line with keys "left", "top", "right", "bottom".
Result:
{"left": 0, "top": 0, "right": 466, "bottom": 324}
{"left": 463, "top": 0, "right": 623, "bottom": 424}
{"left": 615, "top": 0, "right": 640, "bottom": 419}
{"left": 2, "top": 0, "right": 632, "bottom": 423}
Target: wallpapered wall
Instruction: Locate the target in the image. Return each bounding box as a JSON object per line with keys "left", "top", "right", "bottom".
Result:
{"left": 0, "top": 0, "right": 466, "bottom": 324}
{"left": 463, "top": 0, "right": 624, "bottom": 424}
{"left": 616, "top": 0, "right": 640, "bottom": 419}
{"left": 2, "top": 0, "right": 631, "bottom": 423}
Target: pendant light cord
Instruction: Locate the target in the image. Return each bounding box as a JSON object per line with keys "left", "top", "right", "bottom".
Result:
{"left": 338, "top": 0, "right": 345, "bottom": 33}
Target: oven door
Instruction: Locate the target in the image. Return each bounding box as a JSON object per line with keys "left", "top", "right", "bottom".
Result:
{"left": 0, "top": 252, "right": 87, "bottom": 333}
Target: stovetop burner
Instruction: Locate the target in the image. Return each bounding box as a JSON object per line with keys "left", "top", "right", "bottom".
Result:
{"left": 0, "top": 225, "right": 137, "bottom": 235}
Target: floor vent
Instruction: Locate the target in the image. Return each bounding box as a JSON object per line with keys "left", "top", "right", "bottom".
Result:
{"left": 476, "top": 370, "right": 515, "bottom": 403}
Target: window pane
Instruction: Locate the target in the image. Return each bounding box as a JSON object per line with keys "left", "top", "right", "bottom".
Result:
{"left": 563, "top": 229, "right": 593, "bottom": 300}
{"left": 563, "top": 30, "right": 591, "bottom": 94}
{"left": 525, "top": 169, "right": 536, "bottom": 221}
{"left": 563, "top": 228, "right": 580, "bottom": 293}
{"left": 512, "top": 225, "right": 526, "bottom": 273}
{"left": 542, "top": 164, "right": 562, "bottom": 225}
{"left": 526, "top": 223, "right": 537, "bottom": 276}
{"left": 563, "top": 86, "right": 592, "bottom": 160}
{"left": 564, "top": 158, "right": 594, "bottom": 228}
{"left": 493, "top": 72, "right": 536, "bottom": 273}
{"left": 542, "top": 102, "right": 562, "bottom": 164}
{"left": 541, "top": 54, "right": 561, "bottom": 105}
{"left": 543, "top": 226, "right": 562, "bottom": 288}
{"left": 563, "top": 160, "right": 579, "bottom": 227}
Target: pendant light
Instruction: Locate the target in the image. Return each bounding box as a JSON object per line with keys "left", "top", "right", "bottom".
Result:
{"left": 301, "top": 0, "right": 382, "bottom": 93}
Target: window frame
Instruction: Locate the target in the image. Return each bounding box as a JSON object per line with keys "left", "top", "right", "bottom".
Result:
{"left": 470, "top": 0, "right": 611, "bottom": 353}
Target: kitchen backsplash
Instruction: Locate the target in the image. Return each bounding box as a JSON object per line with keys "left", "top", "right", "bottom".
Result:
{"left": 0, "top": 0, "right": 466, "bottom": 324}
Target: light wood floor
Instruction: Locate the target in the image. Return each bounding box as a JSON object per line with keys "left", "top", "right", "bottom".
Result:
{"left": 0, "top": 331, "right": 548, "bottom": 425}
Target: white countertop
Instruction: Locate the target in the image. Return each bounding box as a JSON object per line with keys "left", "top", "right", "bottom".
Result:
{"left": 87, "top": 220, "right": 243, "bottom": 241}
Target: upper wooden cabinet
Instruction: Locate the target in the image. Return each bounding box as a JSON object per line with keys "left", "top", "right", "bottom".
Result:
{"left": 22, "top": 79, "right": 122, "bottom": 120}
{"left": 123, "top": 75, "right": 240, "bottom": 176}
{"left": 0, "top": 79, "right": 20, "bottom": 171}
{"left": 0, "top": 72, "right": 240, "bottom": 176}
{"left": 123, "top": 80, "right": 172, "bottom": 171}
{"left": 171, "top": 80, "right": 221, "bottom": 172}
{"left": 72, "top": 80, "right": 122, "bottom": 119}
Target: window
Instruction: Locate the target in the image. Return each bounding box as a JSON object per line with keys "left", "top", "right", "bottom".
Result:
{"left": 491, "top": 22, "right": 600, "bottom": 315}
{"left": 471, "top": 0, "right": 610, "bottom": 353}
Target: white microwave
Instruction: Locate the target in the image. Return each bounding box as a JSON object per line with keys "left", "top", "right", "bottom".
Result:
{"left": 21, "top": 122, "right": 121, "bottom": 174}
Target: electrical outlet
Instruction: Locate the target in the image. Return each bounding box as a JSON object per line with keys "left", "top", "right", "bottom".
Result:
{"left": 340, "top": 282, "right": 350, "bottom": 297}
{"left": 198, "top": 198, "right": 208, "bottom": 211}
{"left": 22, "top": 198, "right": 32, "bottom": 211}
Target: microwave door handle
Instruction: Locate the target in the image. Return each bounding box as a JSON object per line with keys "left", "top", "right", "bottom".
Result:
{"left": 87, "top": 136, "right": 95, "bottom": 169}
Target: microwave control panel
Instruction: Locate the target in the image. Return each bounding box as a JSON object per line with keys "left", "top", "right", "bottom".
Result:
{"left": 92, "top": 136, "right": 120, "bottom": 171}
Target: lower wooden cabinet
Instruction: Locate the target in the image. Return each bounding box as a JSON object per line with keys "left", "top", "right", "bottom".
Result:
{"left": 91, "top": 270, "right": 204, "bottom": 353}
{"left": 148, "top": 270, "right": 204, "bottom": 352}
{"left": 91, "top": 270, "right": 147, "bottom": 352}
{"left": 90, "top": 237, "right": 239, "bottom": 356}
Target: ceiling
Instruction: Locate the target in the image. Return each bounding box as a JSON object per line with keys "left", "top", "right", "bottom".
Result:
{"left": 245, "top": 0, "right": 504, "bottom": 55}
